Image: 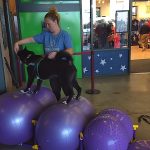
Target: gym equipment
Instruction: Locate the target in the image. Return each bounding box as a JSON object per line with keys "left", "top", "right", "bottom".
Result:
{"left": 128, "top": 140, "right": 150, "bottom": 150}
{"left": 83, "top": 114, "right": 129, "bottom": 150}
{"left": 35, "top": 103, "right": 87, "bottom": 150}
{"left": 0, "top": 86, "right": 56, "bottom": 145}
{"left": 68, "top": 96, "right": 95, "bottom": 122}
{"left": 99, "top": 108, "right": 133, "bottom": 141}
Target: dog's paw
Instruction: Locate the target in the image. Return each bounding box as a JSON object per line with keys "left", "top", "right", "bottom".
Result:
{"left": 62, "top": 101, "right": 67, "bottom": 105}
{"left": 73, "top": 95, "right": 80, "bottom": 100}
{"left": 20, "top": 88, "right": 35, "bottom": 95}
{"left": 20, "top": 89, "right": 30, "bottom": 94}
{"left": 33, "top": 90, "right": 39, "bottom": 94}
{"left": 27, "top": 90, "right": 34, "bottom": 95}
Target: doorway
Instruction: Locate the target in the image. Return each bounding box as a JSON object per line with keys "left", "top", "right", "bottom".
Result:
{"left": 131, "top": 1, "right": 150, "bottom": 73}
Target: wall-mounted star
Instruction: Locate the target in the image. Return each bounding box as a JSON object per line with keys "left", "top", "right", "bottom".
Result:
{"left": 100, "top": 59, "right": 106, "bottom": 66}
{"left": 83, "top": 67, "right": 88, "bottom": 74}
{"left": 95, "top": 69, "right": 99, "bottom": 73}
{"left": 88, "top": 56, "right": 91, "bottom": 60}
{"left": 120, "top": 65, "right": 127, "bottom": 72}
{"left": 97, "top": 54, "right": 100, "bottom": 57}
{"left": 119, "top": 54, "right": 123, "bottom": 58}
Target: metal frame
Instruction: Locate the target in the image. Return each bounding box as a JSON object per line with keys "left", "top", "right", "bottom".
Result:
{"left": 18, "top": 3, "right": 80, "bottom": 12}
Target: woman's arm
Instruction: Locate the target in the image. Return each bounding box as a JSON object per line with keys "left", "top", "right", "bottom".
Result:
{"left": 14, "top": 37, "right": 35, "bottom": 53}
{"left": 65, "top": 48, "right": 73, "bottom": 55}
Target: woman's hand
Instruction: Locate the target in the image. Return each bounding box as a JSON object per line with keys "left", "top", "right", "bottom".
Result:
{"left": 47, "top": 51, "right": 57, "bottom": 59}
{"left": 14, "top": 42, "right": 20, "bottom": 53}
{"left": 14, "top": 37, "right": 35, "bottom": 54}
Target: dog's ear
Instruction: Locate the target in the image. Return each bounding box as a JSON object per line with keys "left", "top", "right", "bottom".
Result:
{"left": 17, "top": 50, "right": 23, "bottom": 56}
{"left": 24, "top": 46, "right": 27, "bottom": 51}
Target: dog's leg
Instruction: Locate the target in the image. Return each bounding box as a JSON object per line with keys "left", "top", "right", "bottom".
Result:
{"left": 72, "top": 79, "right": 82, "bottom": 100}
{"left": 33, "top": 79, "right": 43, "bottom": 94}
{"left": 61, "top": 81, "right": 74, "bottom": 104}
{"left": 21, "top": 66, "right": 35, "bottom": 94}
{"left": 49, "top": 77, "right": 61, "bottom": 101}
{"left": 21, "top": 75, "right": 35, "bottom": 94}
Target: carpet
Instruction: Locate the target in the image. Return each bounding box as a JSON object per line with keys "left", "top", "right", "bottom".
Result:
{"left": 131, "top": 59, "right": 150, "bottom": 73}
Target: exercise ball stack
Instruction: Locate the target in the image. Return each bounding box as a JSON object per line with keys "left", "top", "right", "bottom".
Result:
{"left": 68, "top": 96, "right": 95, "bottom": 123}
{"left": 99, "top": 108, "right": 133, "bottom": 141}
{"left": 35, "top": 103, "right": 87, "bottom": 150}
{"left": 128, "top": 140, "right": 150, "bottom": 150}
{"left": 0, "top": 86, "right": 56, "bottom": 145}
{"left": 83, "top": 113, "right": 129, "bottom": 150}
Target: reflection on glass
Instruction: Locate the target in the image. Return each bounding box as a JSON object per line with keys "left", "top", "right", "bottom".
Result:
{"left": 116, "top": 11, "right": 128, "bottom": 33}
{"left": 82, "top": 0, "right": 129, "bottom": 50}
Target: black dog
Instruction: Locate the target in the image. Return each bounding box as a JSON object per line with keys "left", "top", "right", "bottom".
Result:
{"left": 17, "top": 48, "right": 81, "bottom": 104}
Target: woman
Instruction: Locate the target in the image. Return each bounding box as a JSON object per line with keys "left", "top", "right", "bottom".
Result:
{"left": 14, "top": 6, "right": 73, "bottom": 101}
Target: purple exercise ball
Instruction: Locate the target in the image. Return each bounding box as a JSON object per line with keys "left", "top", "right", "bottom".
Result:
{"left": 0, "top": 86, "right": 56, "bottom": 145}
{"left": 29, "top": 86, "right": 57, "bottom": 118}
{"left": 128, "top": 140, "right": 150, "bottom": 150}
{"left": 83, "top": 114, "right": 129, "bottom": 150}
{"left": 68, "top": 96, "right": 95, "bottom": 122}
{"left": 99, "top": 108, "right": 133, "bottom": 141}
{"left": 35, "top": 103, "right": 87, "bottom": 150}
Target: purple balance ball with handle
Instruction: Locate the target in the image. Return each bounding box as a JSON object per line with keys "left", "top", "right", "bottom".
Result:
{"left": 35, "top": 103, "right": 87, "bottom": 150}
{"left": 68, "top": 96, "right": 95, "bottom": 123}
{"left": 99, "top": 108, "right": 133, "bottom": 142}
{"left": 128, "top": 140, "right": 150, "bottom": 150}
{"left": 83, "top": 114, "right": 129, "bottom": 150}
{"left": 0, "top": 86, "right": 56, "bottom": 145}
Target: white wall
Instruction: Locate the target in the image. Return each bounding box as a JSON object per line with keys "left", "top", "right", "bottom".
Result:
{"left": 133, "top": 1, "right": 150, "bottom": 20}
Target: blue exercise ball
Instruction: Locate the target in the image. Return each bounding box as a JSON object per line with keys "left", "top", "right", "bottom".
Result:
{"left": 83, "top": 114, "right": 129, "bottom": 150}
{"left": 68, "top": 96, "right": 95, "bottom": 123}
{"left": 0, "top": 86, "right": 56, "bottom": 145}
{"left": 99, "top": 108, "right": 133, "bottom": 141}
{"left": 35, "top": 103, "right": 86, "bottom": 150}
{"left": 128, "top": 140, "right": 150, "bottom": 150}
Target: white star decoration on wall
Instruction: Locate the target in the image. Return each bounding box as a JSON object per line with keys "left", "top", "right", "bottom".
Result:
{"left": 119, "top": 54, "right": 123, "bottom": 58}
{"left": 95, "top": 69, "right": 99, "bottom": 73}
{"left": 97, "top": 54, "right": 100, "bottom": 57}
{"left": 88, "top": 56, "right": 91, "bottom": 60}
{"left": 100, "top": 59, "right": 106, "bottom": 66}
{"left": 83, "top": 67, "right": 88, "bottom": 73}
{"left": 120, "top": 65, "right": 127, "bottom": 72}
{"left": 83, "top": 50, "right": 128, "bottom": 76}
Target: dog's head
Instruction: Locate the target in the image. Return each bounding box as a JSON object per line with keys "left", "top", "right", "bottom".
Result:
{"left": 17, "top": 48, "right": 35, "bottom": 65}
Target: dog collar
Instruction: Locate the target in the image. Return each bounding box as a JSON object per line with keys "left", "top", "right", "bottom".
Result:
{"left": 24, "top": 54, "right": 32, "bottom": 63}
{"left": 28, "top": 63, "right": 35, "bottom": 66}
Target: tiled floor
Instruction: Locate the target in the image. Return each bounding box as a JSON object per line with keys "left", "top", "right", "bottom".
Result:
{"left": 1, "top": 73, "right": 150, "bottom": 149}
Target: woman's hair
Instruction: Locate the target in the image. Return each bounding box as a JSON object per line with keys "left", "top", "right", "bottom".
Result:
{"left": 44, "top": 6, "right": 60, "bottom": 25}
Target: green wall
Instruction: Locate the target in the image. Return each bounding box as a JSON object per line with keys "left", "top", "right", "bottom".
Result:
{"left": 19, "top": 11, "right": 82, "bottom": 78}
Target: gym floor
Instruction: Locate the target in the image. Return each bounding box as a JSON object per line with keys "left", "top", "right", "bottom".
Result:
{"left": 1, "top": 73, "right": 150, "bottom": 149}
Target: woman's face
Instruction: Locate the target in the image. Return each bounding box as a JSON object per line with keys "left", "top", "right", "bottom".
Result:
{"left": 45, "top": 18, "right": 57, "bottom": 33}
